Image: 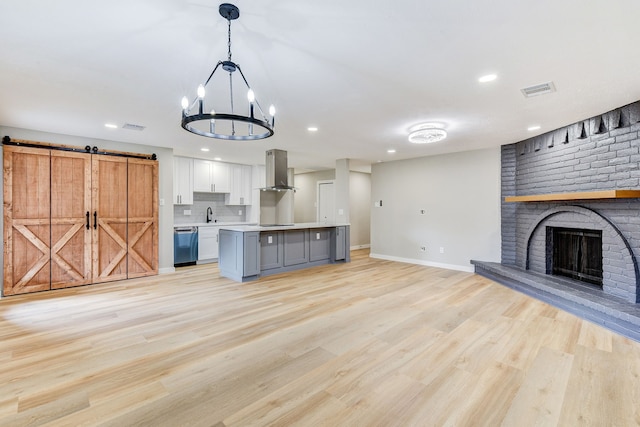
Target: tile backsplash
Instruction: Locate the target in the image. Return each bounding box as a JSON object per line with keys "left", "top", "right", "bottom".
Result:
{"left": 174, "top": 192, "right": 248, "bottom": 224}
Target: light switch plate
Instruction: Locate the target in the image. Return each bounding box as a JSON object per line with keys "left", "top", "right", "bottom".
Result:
{"left": 184, "top": 210, "right": 191, "bottom": 215}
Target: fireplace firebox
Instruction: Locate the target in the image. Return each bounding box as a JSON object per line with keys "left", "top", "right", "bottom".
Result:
{"left": 546, "top": 227, "right": 603, "bottom": 287}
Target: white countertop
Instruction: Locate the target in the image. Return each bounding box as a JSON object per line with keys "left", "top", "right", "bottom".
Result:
{"left": 174, "top": 222, "right": 256, "bottom": 228}
{"left": 219, "top": 222, "right": 350, "bottom": 232}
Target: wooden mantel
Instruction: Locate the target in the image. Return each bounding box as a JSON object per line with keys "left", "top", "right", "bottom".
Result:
{"left": 505, "top": 189, "right": 640, "bottom": 202}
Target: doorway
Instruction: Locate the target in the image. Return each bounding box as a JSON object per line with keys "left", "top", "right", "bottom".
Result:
{"left": 317, "top": 180, "right": 335, "bottom": 223}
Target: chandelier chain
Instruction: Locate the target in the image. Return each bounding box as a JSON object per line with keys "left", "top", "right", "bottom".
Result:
{"left": 227, "top": 19, "right": 232, "bottom": 62}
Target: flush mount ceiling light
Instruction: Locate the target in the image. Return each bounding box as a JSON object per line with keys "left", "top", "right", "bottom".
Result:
{"left": 180, "top": 3, "right": 275, "bottom": 140}
{"left": 408, "top": 123, "right": 447, "bottom": 144}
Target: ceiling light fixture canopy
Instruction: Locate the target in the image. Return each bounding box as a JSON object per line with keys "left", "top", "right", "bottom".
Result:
{"left": 408, "top": 123, "right": 447, "bottom": 144}
{"left": 181, "top": 3, "right": 275, "bottom": 140}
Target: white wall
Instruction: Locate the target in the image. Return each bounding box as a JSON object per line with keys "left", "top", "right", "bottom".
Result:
{"left": 370, "top": 147, "right": 501, "bottom": 272}
{"left": 0, "top": 126, "right": 175, "bottom": 276}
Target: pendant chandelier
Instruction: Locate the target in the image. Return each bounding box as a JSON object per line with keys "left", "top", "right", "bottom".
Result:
{"left": 181, "top": 3, "right": 275, "bottom": 140}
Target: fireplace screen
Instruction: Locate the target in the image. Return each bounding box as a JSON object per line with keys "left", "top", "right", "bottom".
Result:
{"left": 547, "top": 227, "right": 603, "bottom": 286}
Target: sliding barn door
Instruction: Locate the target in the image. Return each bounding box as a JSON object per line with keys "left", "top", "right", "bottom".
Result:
{"left": 92, "top": 156, "right": 128, "bottom": 283}
{"left": 127, "top": 158, "right": 158, "bottom": 278}
{"left": 50, "top": 151, "right": 92, "bottom": 289}
{"left": 3, "top": 146, "right": 51, "bottom": 295}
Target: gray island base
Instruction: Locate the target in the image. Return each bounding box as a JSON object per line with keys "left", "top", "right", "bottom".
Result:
{"left": 218, "top": 223, "right": 350, "bottom": 282}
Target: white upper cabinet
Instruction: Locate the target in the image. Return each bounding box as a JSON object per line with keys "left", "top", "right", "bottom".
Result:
{"left": 226, "top": 164, "right": 252, "bottom": 205}
{"left": 193, "top": 159, "right": 231, "bottom": 193}
{"left": 212, "top": 162, "right": 231, "bottom": 193}
{"left": 173, "top": 157, "right": 193, "bottom": 205}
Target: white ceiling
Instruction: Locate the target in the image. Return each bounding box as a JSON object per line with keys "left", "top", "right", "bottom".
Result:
{"left": 2, "top": 0, "right": 640, "bottom": 172}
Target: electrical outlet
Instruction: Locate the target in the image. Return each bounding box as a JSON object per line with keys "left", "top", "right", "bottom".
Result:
{"left": 238, "top": 210, "right": 242, "bottom": 215}
{"left": 420, "top": 246, "right": 426, "bottom": 252}
{"left": 440, "top": 247, "right": 445, "bottom": 254}
{"left": 159, "top": 198, "right": 165, "bottom": 206}
{"left": 183, "top": 210, "right": 191, "bottom": 216}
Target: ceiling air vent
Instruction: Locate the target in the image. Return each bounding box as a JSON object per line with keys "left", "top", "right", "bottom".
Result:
{"left": 122, "top": 123, "right": 146, "bottom": 131}
{"left": 521, "top": 82, "right": 556, "bottom": 98}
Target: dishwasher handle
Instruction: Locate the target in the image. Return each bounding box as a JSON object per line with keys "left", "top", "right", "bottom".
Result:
{"left": 174, "top": 226, "right": 198, "bottom": 234}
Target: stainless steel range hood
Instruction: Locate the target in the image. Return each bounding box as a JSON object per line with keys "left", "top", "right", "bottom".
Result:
{"left": 263, "top": 149, "right": 294, "bottom": 191}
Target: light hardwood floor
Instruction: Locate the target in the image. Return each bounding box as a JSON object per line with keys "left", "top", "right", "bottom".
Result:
{"left": 1, "top": 249, "right": 639, "bottom": 426}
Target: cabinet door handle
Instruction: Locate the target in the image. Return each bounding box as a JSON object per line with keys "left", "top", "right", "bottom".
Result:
{"left": 93, "top": 211, "right": 97, "bottom": 229}
{"left": 86, "top": 211, "right": 90, "bottom": 230}
{"left": 211, "top": 183, "right": 213, "bottom": 192}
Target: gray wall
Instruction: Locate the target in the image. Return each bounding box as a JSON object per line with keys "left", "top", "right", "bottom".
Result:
{"left": 0, "top": 126, "right": 175, "bottom": 276}
{"left": 349, "top": 172, "right": 371, "bottom": 248}
{"left": 294, "top": 169, "right": 371, "bottom": 248}
{"left": 370, "top": 147, "right": 501, "bottom": 271}
{"left": 294, "top": 169, "right": 335, "bottom": 222}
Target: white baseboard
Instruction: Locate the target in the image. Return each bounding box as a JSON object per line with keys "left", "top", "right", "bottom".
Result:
{"left": 369, "top": 253, "right": 474, "bottom": 273}
{"left": 159, "top": 267, "right": 176, "bottom": 274}
{"left": 350, "top": 244, "right": 371, "bottom": 250}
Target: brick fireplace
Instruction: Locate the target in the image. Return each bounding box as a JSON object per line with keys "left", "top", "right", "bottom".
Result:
{"left": 498, "top": 101, "right": 640, "bottom": 304}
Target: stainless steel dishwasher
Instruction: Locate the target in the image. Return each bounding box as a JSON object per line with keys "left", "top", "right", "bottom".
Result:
{"left": 174, "top": 226, "right": 198, "bottom": 266}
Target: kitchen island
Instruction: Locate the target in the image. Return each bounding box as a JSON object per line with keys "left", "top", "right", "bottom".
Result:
{"left": 218, "top": 223, "right": 350, "bottom": 282}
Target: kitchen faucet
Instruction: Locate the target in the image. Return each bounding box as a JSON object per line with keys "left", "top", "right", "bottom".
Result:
{"left": 206, "top": 207, "right": 213, "bottom": 223}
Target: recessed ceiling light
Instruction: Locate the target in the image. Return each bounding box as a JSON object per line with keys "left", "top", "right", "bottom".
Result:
{"left": 307, "top": 127, "right": 318, "bottom": 132}
{"left": 214, "top": 157, "right": 222, "bottom": 161}
{"left": 528, "top": 125, "right": 541, "bottom": 131}
{"left": 201, "top": 148, "right": 210, "bottom": 152}
{"left": 478, "top": 74, "right": 497, "bottom": 83}
{"left": 387, "top": 149, "right": 396, "bottom": 154}
{"left": 104, "top": 123, "right": 117, "bottom": 129}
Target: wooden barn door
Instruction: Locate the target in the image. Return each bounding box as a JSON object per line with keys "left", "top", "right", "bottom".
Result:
{"left": 92, "top": 156, "right": 128, "bottom": 283}
{"left": 127, "top": 158, "right": 158, "bottom": 278}
{"left": 50, "top": 151, "right": 92, "bottom": 289}
{"left": 3, "top": 146, "right": 51, "bottom": 295}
